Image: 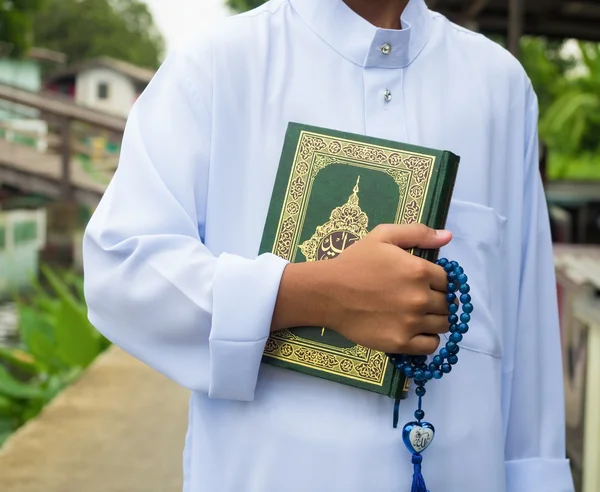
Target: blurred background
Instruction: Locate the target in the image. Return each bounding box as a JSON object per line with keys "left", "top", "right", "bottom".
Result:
{"left": 0, "top": 1, "right": 598, "bottom": 491}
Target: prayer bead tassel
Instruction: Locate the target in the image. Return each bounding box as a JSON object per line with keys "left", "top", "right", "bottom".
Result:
{"left": 388, "top": 258, "right": 472, "bottom": 492}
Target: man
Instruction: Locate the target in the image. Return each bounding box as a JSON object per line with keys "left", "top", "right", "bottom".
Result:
{"left": 82, "top": 0, "right": 574, "bottom": 491}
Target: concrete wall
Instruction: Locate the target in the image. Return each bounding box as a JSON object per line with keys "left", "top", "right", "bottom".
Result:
{"left": 0, "top": 209, "right": 47, "bottom": 299}
{"left": 0, "top": 59, "right": 41, "bottom": 91}
{"left": 0, "top": 59, "right": 41, "bottom": 120}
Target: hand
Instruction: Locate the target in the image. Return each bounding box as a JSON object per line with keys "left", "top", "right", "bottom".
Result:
{"left": 321, "top": 224, "right": 452, "bottom": 355}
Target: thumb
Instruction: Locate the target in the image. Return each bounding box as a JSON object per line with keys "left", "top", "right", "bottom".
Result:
{"left": 372, "top": 223, "right": 452, "bottom": 249}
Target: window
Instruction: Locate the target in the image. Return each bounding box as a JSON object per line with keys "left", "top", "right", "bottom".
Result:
{"left": 97, "top": 82, "right": 109, "bottom": 100}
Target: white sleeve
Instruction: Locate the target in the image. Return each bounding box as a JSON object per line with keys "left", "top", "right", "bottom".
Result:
{"left": 503, "top": 83, "right": 574, "bottom": 491}
{"left": 82, "top": 47, "right": 287, "bottom": 401}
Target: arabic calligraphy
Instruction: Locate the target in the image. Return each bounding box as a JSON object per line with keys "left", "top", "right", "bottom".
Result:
{"left": 298, "top": 175, "right": 369, "bottom": 264}
{"left": 317, "top": 231, "right": 359, "bottom": 260}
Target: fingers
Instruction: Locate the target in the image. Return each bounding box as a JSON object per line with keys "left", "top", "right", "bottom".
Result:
{"left": 405, "top": 334, "right": 441, "bottom": 355}
{"left": 427, "top": 263, "right": 449, "bottom": 292}
{"left": 420, "top": 314, "right": 450, "bottom": 335}
{"left": 372, "top": 223, "right": 452, "bottom": 249}
{"left": 427, "top": 290, "right": 448, "bottom": 315}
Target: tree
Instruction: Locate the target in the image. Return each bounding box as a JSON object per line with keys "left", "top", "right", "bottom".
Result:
{"left": 519, "top": 37, "right": 577, "bottom": 116}
{"left": 226, "top": 0, "right": 266, "bottom": 13}
{"left": 32, "top": 0, "right": 164, "bottom": 69}
{"left": 0, "top": 0, "right": 44, "bottom": 57}
{"left": 539, "top": 42, "right": 600, "bottom": 155}
{"left": 536, "top": 41, "right": 600, "bottom": 179}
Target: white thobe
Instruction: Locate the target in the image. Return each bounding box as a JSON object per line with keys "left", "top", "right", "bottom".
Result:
{"left": 82, "top": 0, "right": 575, "bottom": 490}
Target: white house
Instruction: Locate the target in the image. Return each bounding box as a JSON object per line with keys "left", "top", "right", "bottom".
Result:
{"left": 45, "top": 57, "right": 155, "bottom": 118}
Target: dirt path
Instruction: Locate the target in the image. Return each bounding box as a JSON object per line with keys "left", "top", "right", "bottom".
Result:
{"left": 0, "top": 346, "right": 190, "bottom": 492}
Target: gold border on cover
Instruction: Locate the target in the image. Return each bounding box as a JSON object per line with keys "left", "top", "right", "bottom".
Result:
{"left": 264, "top": 130, "right": 436, "bottom": 386}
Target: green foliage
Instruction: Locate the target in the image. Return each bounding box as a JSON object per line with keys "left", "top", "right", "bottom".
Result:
{"left": 32, "top": 0, "right": 164, "bottom": 69}
{"left": 519, "top": 37, "right": 577, "bottom": 116}
{"left": 0, "top": 0, "right": 44, "bottom": 57}
{"left": 519, "top": 39, "right": 600, "bottom": 179}
{"left": 0, "top": 265, "right": 108, "bottom": 447}
{"left": 226, "top": 0, "right": 266, "bottom": 13}
{"left": 547, "top": 152, "right": 600, "bottom": 181}
{"left": 539, "top": 43, "right": 600, "bottom": 156}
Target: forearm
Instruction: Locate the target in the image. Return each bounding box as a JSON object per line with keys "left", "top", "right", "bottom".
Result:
{"left": 270, "top": 261, "right": 339, "bottom": 332}
{"left": 84, "top": 221, "right": 288, "bottom": 400}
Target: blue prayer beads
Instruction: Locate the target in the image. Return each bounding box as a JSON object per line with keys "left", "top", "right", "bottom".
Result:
{"left": 388, "top": 258, "right": 471, "bottom": 389}
{"left": 387, "top": 258, "right": 473, "bottom": 492}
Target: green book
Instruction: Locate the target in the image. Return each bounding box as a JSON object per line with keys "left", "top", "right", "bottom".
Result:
{"left": 260, "top": 123, "right": 460, "bottom": 400}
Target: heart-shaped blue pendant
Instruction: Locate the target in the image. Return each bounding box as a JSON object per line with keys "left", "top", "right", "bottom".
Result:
{"left": 402, "top": 421, "right": 435, "bottom": 454}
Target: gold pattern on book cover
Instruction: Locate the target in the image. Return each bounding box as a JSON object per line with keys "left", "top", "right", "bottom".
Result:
{"left": 299, "top": 176, "right": 367, "bottom": 336}
{"left": 298, "top": 176, "right": 367, "bottom": 264}
{"left": 264, "top": 130, "right": 436, "bottom": 386}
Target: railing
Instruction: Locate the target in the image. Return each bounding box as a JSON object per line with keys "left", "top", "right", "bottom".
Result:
{"left": 0, "top": 83, "right": 126, "bottom": 203}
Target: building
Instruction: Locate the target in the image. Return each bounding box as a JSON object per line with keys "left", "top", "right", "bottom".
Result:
{"left": 44, "top": 57, "right": 155, "bottom": 118}
{"left": 0, "top": 46, "right": 66, "bottom": 120}
{"left": 0, "top": 47, "right": 66, "bottom": 153}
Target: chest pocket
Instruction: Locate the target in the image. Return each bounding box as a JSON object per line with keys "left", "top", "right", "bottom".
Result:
{"left": 439, "top": 199, "right": 507, "bottom": 358}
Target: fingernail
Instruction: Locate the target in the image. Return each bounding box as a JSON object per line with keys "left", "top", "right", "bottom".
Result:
{"left": 435, "top": 230, "right": 450, "bottom": 236}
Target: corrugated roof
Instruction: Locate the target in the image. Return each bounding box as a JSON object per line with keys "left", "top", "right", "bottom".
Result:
{"left": 46, "top": 57, "right": 155, "bottom": 84}
{"left": 27, "top": 48, "right": 67, "bottom": 64}
{"left": 432, "top": 0, "right": 600, "bottom": 41}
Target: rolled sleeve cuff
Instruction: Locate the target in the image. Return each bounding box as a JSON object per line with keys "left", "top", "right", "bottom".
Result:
{"left": 209, "top": 252, "right": 288, "bottom": 401}
{"left": 506, "top": 458, "right": 574, "bottom": 492}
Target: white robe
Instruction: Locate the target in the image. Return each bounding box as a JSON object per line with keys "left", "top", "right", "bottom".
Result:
{"left": 82, "top": 0, "right": 574, "bottom": 490}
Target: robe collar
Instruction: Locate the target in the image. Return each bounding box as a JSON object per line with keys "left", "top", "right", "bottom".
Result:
{"left": 289, "top": 0, "right": 434, "bottom": 68}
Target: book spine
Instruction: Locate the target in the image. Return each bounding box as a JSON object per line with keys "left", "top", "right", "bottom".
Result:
{"left": 387, "top": 151, "right": 460, "bottom": 398}
{"left": 412, "top": 151, "right": 459, "bottom": 262}
{"left": 389, "top": 365, "right": 410, "bottom": 399}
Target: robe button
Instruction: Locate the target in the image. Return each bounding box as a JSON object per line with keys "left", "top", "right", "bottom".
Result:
{"left": 384, "top": 89, "right": 392, "bottom": 102}
{"left": 381, "top": 43, "right": 392, "bottom": 55}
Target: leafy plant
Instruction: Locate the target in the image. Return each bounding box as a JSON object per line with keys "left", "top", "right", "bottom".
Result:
{"left": 0, "top": 265, "right": 109, "bottom": 447}
{"left": 519, "top": 37, "right": 578, "bottom": 116}
{"left": 539, "top": 42, "right": 600, "bottom": 156}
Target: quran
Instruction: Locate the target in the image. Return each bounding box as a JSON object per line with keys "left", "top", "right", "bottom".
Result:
{"left": 260, "top": 123, "right": 460, "bottom": 400}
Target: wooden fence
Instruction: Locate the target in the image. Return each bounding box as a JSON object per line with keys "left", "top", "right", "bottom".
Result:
{"left": 0, "top": 83, "right": 125, "bottom": 203}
